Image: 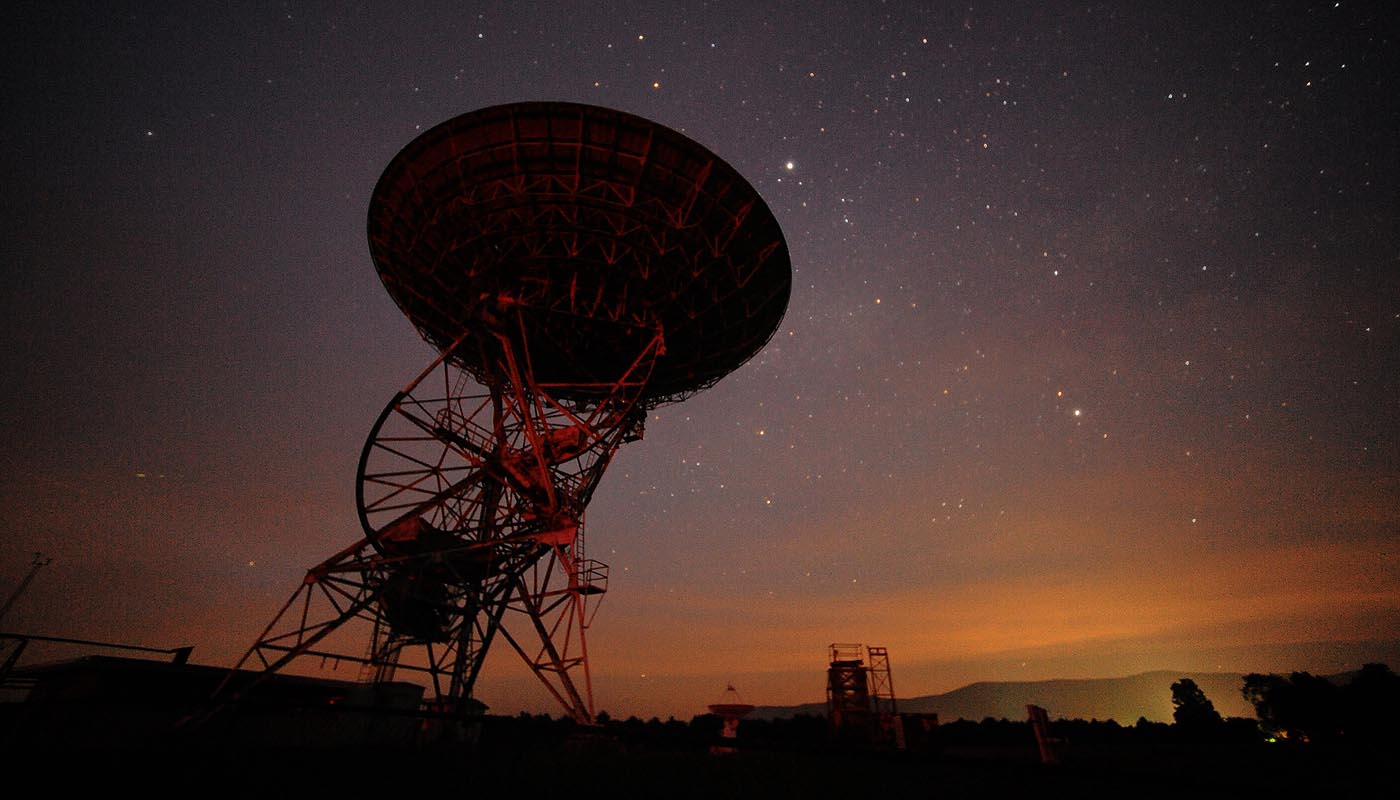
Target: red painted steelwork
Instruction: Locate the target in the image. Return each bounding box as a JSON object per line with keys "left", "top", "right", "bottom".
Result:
{"left": 367, "top": 101, "right": 791, "bottom": 403}
{"left": 214, "top": 103, "right": 789, "bottom": 732}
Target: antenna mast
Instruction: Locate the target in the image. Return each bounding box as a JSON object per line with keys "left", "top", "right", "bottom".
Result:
{"left": 0, "top": 553, "right": 52, "bottom": 623}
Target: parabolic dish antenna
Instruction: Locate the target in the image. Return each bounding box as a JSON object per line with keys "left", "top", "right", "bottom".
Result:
{"left": 367, "top": 101, "right": 791, "bottom": 402}
{"left": 217, "top": 102, "right": 791, "bottom": 729}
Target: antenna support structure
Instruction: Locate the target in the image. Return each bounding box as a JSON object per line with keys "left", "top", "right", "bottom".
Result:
{"left": 211, "top": 102, "right": 791, "bottom": 730}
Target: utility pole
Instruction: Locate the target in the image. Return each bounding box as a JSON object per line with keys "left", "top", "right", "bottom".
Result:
{"left": 0, "top": 553, "right": 52, "bottom": 624}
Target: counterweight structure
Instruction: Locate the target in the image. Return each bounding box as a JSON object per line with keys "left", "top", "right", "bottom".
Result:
{"left": 217, "top": 103, "right": 790, "bottom": 726}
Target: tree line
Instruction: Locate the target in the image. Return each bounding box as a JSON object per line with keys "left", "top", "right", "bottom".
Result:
{"left": 1238, "top": 662, "right": 1400, "bottom": 743}
{"left": 473, "top": 662, "right": 1399, "bottom": 752}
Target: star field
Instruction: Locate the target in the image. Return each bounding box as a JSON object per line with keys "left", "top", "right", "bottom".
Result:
{"left": 1, "top": 1, "right": 1396, "bottom": 719}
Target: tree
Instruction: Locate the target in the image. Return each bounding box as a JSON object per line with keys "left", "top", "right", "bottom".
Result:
{"left": 1341, "top": 663, "right": 1400, "bottom": 743}
{"left": 1242, "top": 671, "right": 1341, "bottom": 742}
{"left": 1171, "top": 677, "right": 1223, "bottom": 731}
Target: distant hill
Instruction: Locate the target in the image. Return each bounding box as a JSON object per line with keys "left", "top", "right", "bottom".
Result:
{"left": 751, "top": 670, "right": 1254, "bottom": 723}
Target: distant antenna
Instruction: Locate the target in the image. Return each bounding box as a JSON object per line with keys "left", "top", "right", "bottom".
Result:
{"left": 707, "top": 684, "right": 755, "bottom": 754}
{"left": 0, "top": 553, "right": 52, "bottom": 623}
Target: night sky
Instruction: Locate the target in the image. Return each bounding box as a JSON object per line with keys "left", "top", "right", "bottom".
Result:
{"left": 3, "top": 2, "right": 1397, "bottom": 720}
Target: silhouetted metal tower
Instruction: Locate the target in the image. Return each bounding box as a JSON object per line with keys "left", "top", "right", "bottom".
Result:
{"left": 867, "top": 645, "right": 897, "bottom": 717}
{"left": 826, "top": 643, "right": 898, "bottom": 746}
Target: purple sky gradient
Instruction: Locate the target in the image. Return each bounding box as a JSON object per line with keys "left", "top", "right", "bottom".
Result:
{"left": 3, "top": 2, "right": 1397, "bottom": 719}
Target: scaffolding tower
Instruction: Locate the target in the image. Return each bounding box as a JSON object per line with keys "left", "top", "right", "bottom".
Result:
{"left": 826, "top": 643, "right": 898, "bottom": 746}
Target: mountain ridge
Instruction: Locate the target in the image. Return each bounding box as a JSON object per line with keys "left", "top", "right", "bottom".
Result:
{"left": 751, "top": 669, "right": 1255, "bottom": 723}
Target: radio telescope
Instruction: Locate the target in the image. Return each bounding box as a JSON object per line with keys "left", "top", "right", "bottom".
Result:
{"left": 221, "top": 102, "right": 790, "bottom": 725}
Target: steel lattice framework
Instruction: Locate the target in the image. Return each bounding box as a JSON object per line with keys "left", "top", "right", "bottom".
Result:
{"left": 215, "top": 102, "right": 790, "bottom": 729}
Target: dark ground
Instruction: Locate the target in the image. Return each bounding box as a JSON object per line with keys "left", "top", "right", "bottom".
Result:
{"left": 10, "top": 737, "right": 1392, "bottom": 799}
